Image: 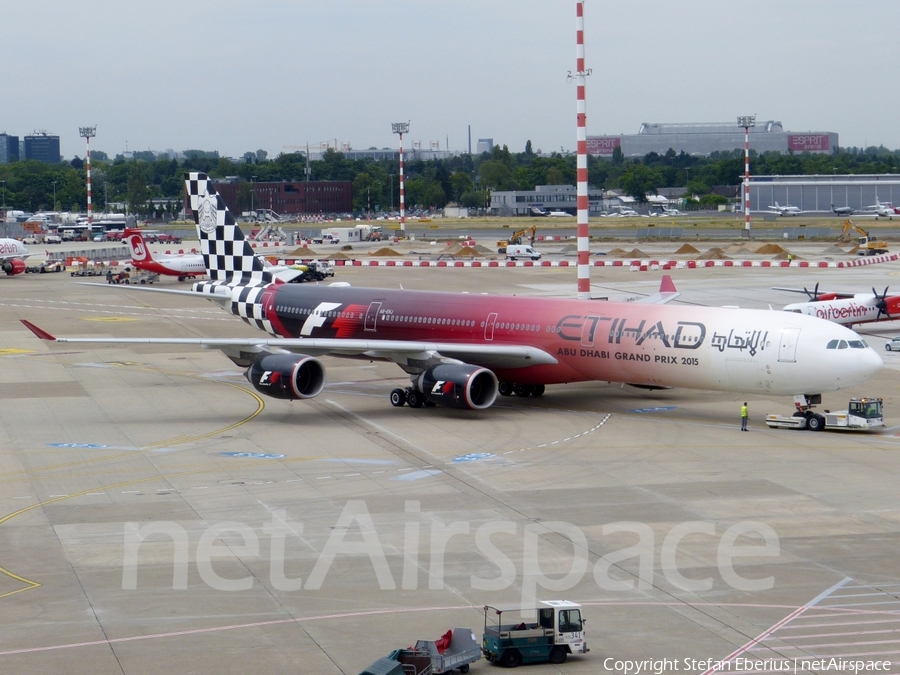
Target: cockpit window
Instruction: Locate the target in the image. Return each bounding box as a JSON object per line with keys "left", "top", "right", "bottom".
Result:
{"left": 837, "top": 340, "right": 848, "bottom": 349}
{"left": 826, "top": 340, "right": 839, "bottom": 349}
{"left": 848, "top": 340, "right": 865, "bottom": 349}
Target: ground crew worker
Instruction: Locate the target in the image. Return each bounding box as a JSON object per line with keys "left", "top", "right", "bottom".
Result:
{"left": 787, "top": 253, "right": 793, "bottom": 263}
{"left": 741, "top": 402, "right": 749, "bottom": 431}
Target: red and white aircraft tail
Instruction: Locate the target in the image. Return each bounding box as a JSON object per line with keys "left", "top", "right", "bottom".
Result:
{"left": 124, "top": 228, "right": 205, "bottom": 281}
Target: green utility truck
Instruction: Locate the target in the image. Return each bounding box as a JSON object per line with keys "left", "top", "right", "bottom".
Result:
{"left": 482, "top": 600, "right": 588, "bottom": 668}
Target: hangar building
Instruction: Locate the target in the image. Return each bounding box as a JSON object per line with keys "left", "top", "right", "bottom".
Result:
{"left": 749, "top": 174, "right": 900, "bottom": 213}
{"left": 588, "top": 121, "right": 838, "bottom": 158}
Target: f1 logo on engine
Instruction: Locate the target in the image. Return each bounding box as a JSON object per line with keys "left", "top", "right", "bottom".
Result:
{"left": 431, "top": 381, "right": 453, "bottom": 395}
{"left": 258, "top": 371, "right": 278, "bottom": 385}
{"left": 127, "top": 236, "right": 148, "bottom": 260}
{"left": 300, "top": 302, "right": 342, "bottom": 336}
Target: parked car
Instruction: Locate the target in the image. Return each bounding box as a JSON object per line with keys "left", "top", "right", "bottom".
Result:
{"left": 885, "top": 337, "right": 900, "bottom": 351}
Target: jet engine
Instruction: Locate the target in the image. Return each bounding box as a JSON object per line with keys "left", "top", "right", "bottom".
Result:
{"left": 246, "top": 353, "right": 326, "bottom": 400}
{"left": 416, "top": 364, "right": 499, "bottom": 410}
{"left": 2, "top": 259, "right": 26, "bottom": 275}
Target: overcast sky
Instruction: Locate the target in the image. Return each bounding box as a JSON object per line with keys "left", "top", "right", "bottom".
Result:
{"left": 6, "top": 0, "right": 900, "bottom": 160}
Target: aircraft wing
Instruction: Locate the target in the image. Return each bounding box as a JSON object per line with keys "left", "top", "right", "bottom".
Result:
{"left": 20, "top": 320, "right": 557, "bottom": 370}
{"left": 771, "top": 287, "right": 856, "bottom": 299}
{"left": 633, "top": 274, "right": 680, "bottom": 304}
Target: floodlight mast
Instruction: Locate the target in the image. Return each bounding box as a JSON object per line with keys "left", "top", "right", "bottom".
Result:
{"left": 79, "top": 126, "right": 97, "bottom": 228}
{"left": 737, "top": 115, "right": 755, "bottom": 236}
{"left": 392, "top": 122, "right": 409, "bottom": 232}
{"left": 575, "top": 1, "right": 592, "bottom": 299}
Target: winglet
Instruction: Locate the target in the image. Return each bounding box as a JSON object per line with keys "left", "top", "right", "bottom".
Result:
{"left": 659, "top": 274, "right": 677, "bottom": 293}
{"left": 20, "top": 320, "right": 57, "bottom": 341}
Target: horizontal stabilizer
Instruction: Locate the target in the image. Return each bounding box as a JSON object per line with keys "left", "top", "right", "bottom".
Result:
{"left": 635, "top": 274, "right": 680, "bottom": 304}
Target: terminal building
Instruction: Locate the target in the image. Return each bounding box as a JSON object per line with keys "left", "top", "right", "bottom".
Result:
{"left": 588, "top": 121, "right": 838, "bottom": 158}
{"left": 490, "top": 184, "right": 609, "bottom": 217}
{"left": 749, "top": 174, "right": 900, "bottom": 213}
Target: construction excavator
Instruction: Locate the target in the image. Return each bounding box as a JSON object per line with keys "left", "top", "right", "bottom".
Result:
{"left": 497, "top": 225, "right": 537, "bottom": 254}
{"left": 838, "top": 219, "right": 889, "bottom": 256}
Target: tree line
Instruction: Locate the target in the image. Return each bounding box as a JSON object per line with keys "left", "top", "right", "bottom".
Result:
{"left": 2, "top": 143, "right": 900, "bottom": 215}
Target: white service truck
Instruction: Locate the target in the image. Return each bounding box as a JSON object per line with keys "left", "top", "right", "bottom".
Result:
{"left": 765, "top": 394, "right": 884, "bottom": 432}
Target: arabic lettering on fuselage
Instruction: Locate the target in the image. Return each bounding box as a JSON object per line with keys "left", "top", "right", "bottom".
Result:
{"left": 709, "top": 329, "right": 769, "bottom": 356}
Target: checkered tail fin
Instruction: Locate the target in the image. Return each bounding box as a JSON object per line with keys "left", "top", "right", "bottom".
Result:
{"left": 184, "top": 172, "right": 271, "bottom": 284}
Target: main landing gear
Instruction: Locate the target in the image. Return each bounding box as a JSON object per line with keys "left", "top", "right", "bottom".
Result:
{"left": 389, "top": 387, "right": 435, "bottom": 408}
{"left": 498, "top": 382, "right": 545, "bottom": 398}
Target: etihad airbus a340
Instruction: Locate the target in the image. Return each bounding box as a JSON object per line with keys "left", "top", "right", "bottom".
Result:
{"left": 21, "top": 173, "right": 883, "bottom": 414}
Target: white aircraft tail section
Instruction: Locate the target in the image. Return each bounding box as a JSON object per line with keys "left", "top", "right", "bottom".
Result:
{"left": 184, "top": 172, "right": 271, "bottom": 285}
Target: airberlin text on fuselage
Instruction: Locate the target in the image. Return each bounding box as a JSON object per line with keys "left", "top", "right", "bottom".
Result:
{"left": 813, "top": 303, "right": 871, "bottom": 320}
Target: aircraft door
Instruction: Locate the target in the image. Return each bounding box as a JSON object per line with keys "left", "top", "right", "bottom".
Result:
{"left": 364, "top": 301, "right": 382, "bottom": 332}
{"left": 484, "top": 312, "right": 498, "bottom": 341}
{"left": 778, "top": 327, "right": 800, "bottom": 362}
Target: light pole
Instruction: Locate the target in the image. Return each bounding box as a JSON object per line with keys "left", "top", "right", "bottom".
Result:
{"left": 737, "top": 115, "right": 755, "bottom": 237}
{"left": 251, "top": 175, "right": 257, "bottom": 214}
{"left": 392, "top": 122, "right": 409, "bottom": 232}
{"left": 573, "top": 0, "right": 592, "bottom": 300}
{"left": 79, "top": 126, "right": 96, "bottom": 229}
{"left": 52, "top": 181, "right": 57, "bottom": 211}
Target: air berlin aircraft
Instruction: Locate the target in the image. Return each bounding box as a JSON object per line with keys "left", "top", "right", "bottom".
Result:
{"left": 125, "top": 228, "right": 205, "bottom": 281}
{"left": 20, "top": 173, "right": 883, "bottom": 413}
{"left": 0, "top": 238, "right": 30, "bottom": 275}
{"left": 777, "top": 284, "right": 900, "bottom": 327}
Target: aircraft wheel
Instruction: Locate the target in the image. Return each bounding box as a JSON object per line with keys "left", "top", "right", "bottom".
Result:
{"left": 549, "top": 647, "right": 567, "bottom": 664}
{"left": 513, "top": 383, "right": 531, "bottom": 397}
{"left": 424, "top": 400, "right": 437, "bottom": 408}
{"left": 406, "top": 389, "right": 425, "bottom": 409}
{"left": 531, "top": 384, "right": 546, "bottom": 397}
{"left": 389, "top": 388, "right": 406, "bottom": 407}
{"left": 807, "top": 414, "right": 825, "bottom": 432}
{"left": 178, "top": 276, "right": 185, "bottom": 282}
{"left": 500, "top": 649, "right": 522, "bottom": 668}
{"left": 498, "top": 382, "right": 513, "bottom": 396}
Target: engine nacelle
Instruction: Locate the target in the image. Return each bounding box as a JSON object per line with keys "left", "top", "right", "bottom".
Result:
{"left": 417, "top": 364, "right": 498, "bottom": 410}
{"left": 2, "top": 259, "right": 26, "bottom": 275}
{"left": 246, "top": 353, "right": 326, "bottom": 400}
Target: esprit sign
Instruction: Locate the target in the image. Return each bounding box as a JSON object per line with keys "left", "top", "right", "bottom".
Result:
{"left": 788, "top": 134, "right": 829, "bottom": 152}
{"left": 587, "top": 137, "right": 621, "bottom": 156}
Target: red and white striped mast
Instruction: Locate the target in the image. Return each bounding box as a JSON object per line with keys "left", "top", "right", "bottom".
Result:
{"left": 392, "top": 121, "right": 410, "bottom": 232}
{"left": 575, "top": 2, "right": 592, "bottom": 299}
{"left": 79, "top": 126, "right": 97, "bottom": 229}
{"left": 738, "top": 116, "right": 755, "bottom": 238}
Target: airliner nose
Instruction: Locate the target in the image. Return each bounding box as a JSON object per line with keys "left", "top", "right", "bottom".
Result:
{"left": 860, "top": 345, "right": 884, "bottom": 379}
